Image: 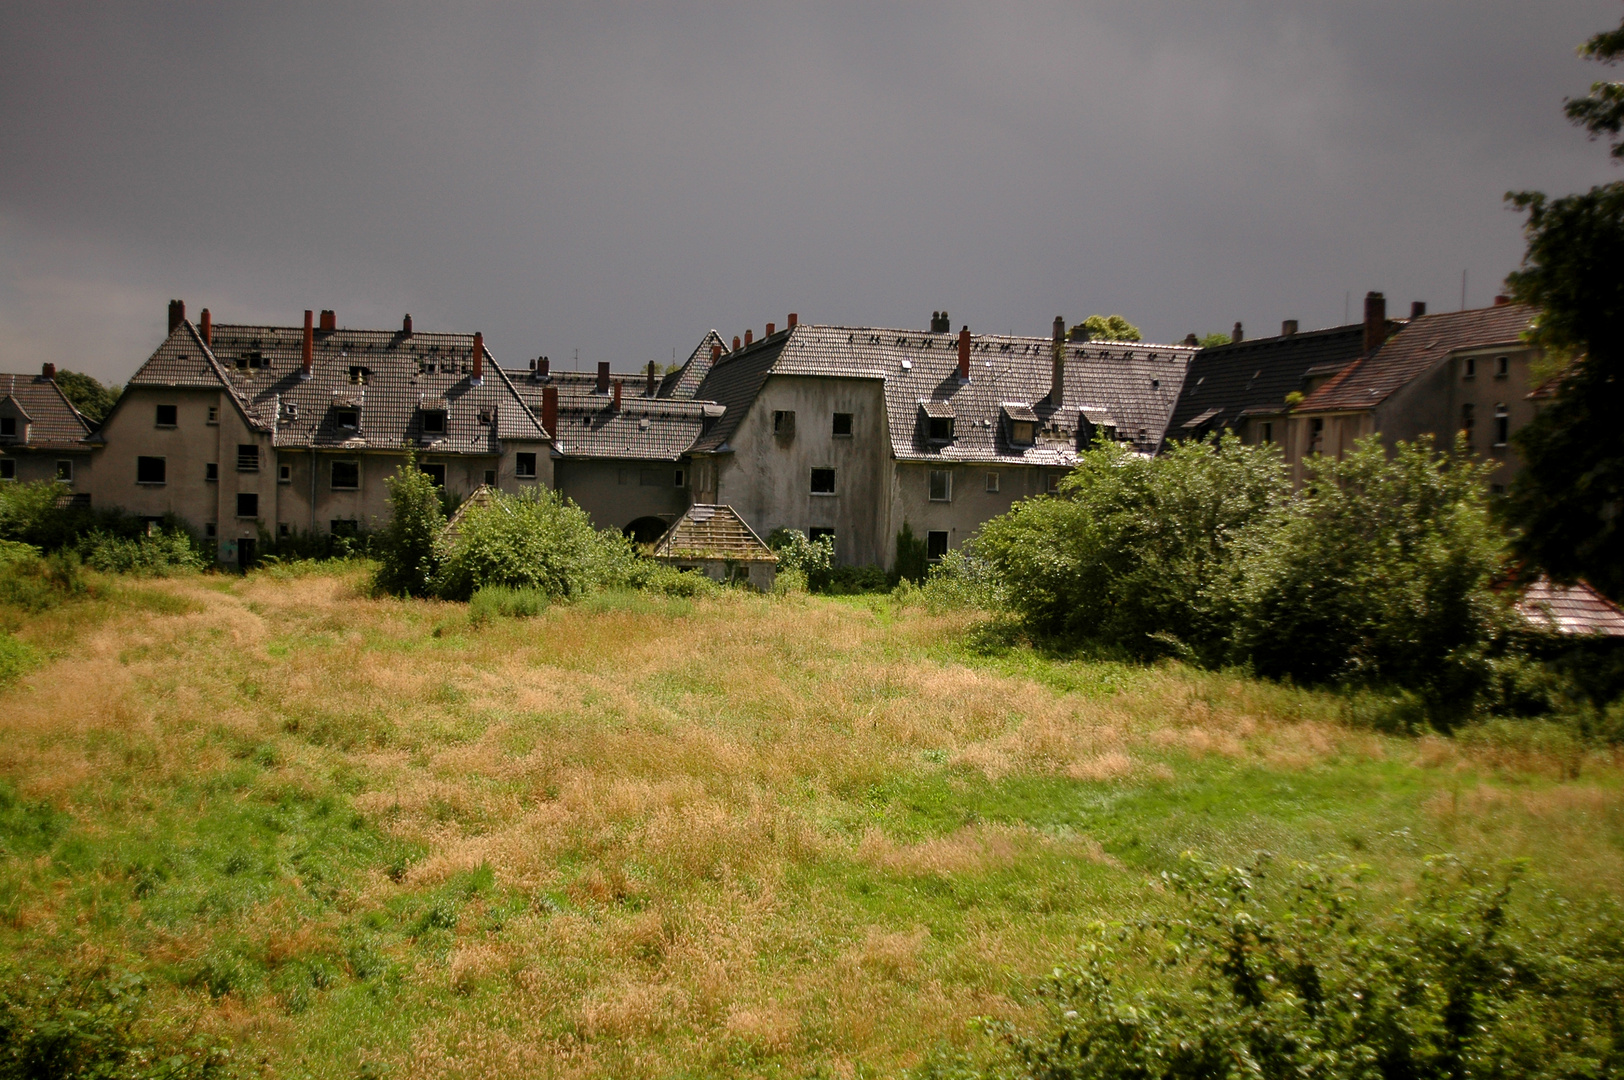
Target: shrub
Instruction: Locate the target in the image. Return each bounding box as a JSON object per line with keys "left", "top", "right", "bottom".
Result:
{"left": 977, "top": 436, "right": 1287, "bottom": 660}
{"left": 617, "top": 559, "right": 721, "bottom": 598}
{"left": 894, "top": 524, "right": 929, "bottom": 585}
{"left": 767, "top": 528, "right": 834, "bottom": 578}
{"left": 1231, "top": 436, "right": 1510, "bottom": 726}
{"left": 468, "top": 586, "right": 549, "bottom": 623}
{"left": 818, "top": 564, "right": 890, "bottom": 595}
{"left": 372, "top": 459, "right": 446, "bottom": 597}
{"left": 433, "top": 488, "right": 635, "bottom": 601}
{"left": 0, "top": 631, "right": 39, "bottom": 686}
{"left": 77, "top": 529, "right": 206, "bottom": 576}
{"left": 996, "top": 855, "right": 1624, "bottom": 1080}
{"left": 918, "top": 539, "right": 1008, "bottom": 612}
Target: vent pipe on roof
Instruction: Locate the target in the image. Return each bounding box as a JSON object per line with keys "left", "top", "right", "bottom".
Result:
{"left": 200, "top": 308, "right": 213, "bottom": 346}
{"left": 1232, "top": 322, "right": 1244, "bottom": 344}
{"left": 301, "top": 310, "right": 314, "bottom": 379}
{"left": 402, "top": 313, "right": 413, "bottom": 338}
{"left": 646, "top": 360, "right": 657, "bottom": 396}
{"left": 958, "top": 326, "right": 971, "bottom": 381}
{"left": 1282, "top": 319, "right": 1298, "bottom": 337}
{"left": 612, "top": 379, "right": 623, "bottom": 411}
{"left": 542, "top": 384, "right": 558, "bottom": 435}
{"left": 472, "top": 332, "right": 484, "bottom": 383}
{"left": 1050, "top": 316, "right": 1066, "bottom": 405}
{"left": 1362, "top": 291, "right": 1386, "bottom": 355}
{"left": 1410, "top": 301, "right": 1427, "bottom": 319}
{"left": 319, "top": 310, "right": 336, "bottom": 333}
{"left": 167, "top": 299, "right": 185, "bottom": 334}
{"left": 788, "top": 312, "right": 798, "bottom": 329}
{"left": 42, "top": 363, "right": 56, "bottom": 380}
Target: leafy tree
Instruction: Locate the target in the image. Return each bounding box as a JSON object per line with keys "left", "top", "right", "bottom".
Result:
{"left": 1504, "top": 12, "right": 1624, "bottom": 599}
{"left": 1069, "top": 314, "right": 1142, "bottom": 342}
{"left": 893, "top": 523, "right": 928, "bottom": 585}
{"left": 372, "top": 457, "right": 445, "bottom": 597}
{"left": 433, "top": 488, "right": 635, "bottom": 601}
{"left": 1232, "top": 435, "right": 1510, "bottom": 725}
{"left": 1196, "top": 331, "right": 1233, "bottom": 349}
{"left": 976, "top": 436, "right": 1287, "bottom": 661}
{"left": 51, "top": 370, "right": 121, "bottom": 425}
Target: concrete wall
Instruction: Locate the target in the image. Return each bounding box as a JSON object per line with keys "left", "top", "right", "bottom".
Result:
{"left": 555, "top": 458, "right": 691, "bottom": 532}
{"left": 888, "top": 460, "right": 1056, "bottom": 561}
{"left": 1382, "top": 347, "right": 1536, "bottom": 490}
{"left": 0, "top": 448, "right": 92, "bottom": 489}
{"left": 1282, "top": 411, "right": 1373, "bottom": 487}
{"left": 716, "top": 375, "right": 892, "bottom": 565}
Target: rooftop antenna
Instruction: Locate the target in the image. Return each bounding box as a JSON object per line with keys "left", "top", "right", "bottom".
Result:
{"left": 1461, "top": 269, "right": 1467, "bottom": 311}
{"left": 574, "top": 347, "right": 580, "bottom": 371}
{"left": 1344, "top": 291, "right": 1350, "bottom": 324}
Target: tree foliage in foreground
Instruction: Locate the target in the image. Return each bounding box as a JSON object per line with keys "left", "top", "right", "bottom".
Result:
{"left": 1070, "top": 315, "right": 1142, "bottom": 343}
{"left": 433, "top": 487, "right": 636, "bottom": 601}
{"left": 52, "top": 370, "right": 121, "bottom": 426}
{"left": 991, "top": 855, "right": 1624, "bottom": 1080}
{"left": 371, "top": 459, "right": 445, "bottom": 597}
{"left": 1504, "top": 11, "right": 1624, "bottom": 600}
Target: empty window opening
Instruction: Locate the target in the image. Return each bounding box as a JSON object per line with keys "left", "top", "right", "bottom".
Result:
{"left": 278, "top": 463, "right": 292, "bottom": 483}
{"left": 237, "top": 444, "right": 259, "bottom": 471}
{"left": 1046, "top": 474, "right": 1062, "bottom": 494}
{"left": 515, "top": 452, "right": 537, "bottom": 478}
{"left": 484, "top": 469, "right": 496, "bottom": 486}
{"left": 0, "top": 418, "right": 14, "bottom": 437}
{"left": 674, "top": 469, "right": 685, "bottom": 488}
{"left": 0, "top": 460, "right": 13, "bottom": 480}
{"left": 349, "top": 366, "right": 371, "bottom": 385}
{"left": 155, "top": 404, "right": 177, "bottom": 427}
{"left": 206, "top": 462, "right": 218, "bottom": 481}
{"left": 832, "top": 412, "right": 854, "bottom": 437}
{"left": 204, "top": 522, "right": 217, "bottom": 539}
{"left": 810, "top": 467, "right": 836, "bottom": 495}
{"left": 985, "top": 471, "right": 1000, "bottom": 493}
{"left": 1496, "top": 355, "right": 1509, "bottom": 378}
{"left": 1461, "top": 403, "right": 1475, "bottom": 442}
{"left": 136, "top": 456, "right": 166, "bottom": 484}
{"left": 236, "top": 351, "right": 263, "bottom": 370}
{"left": 809, "top": 527, "right": 836, "bottom": 547}
{"left": 1464, "top": 356, "right": 1476, "bottom": 379}
{"left": 55, "top": 460, "right": 72, "bottom": 482}
{"left": 1261, "top": 422, "right": 1274, "bottom": 444}
{"left": 928, "top": 470, "right": 952, "bottom": 502}
{"left": 236, "top": 492, "right": 259, "bottom": 518}
{"left": 926, "top": 530, "right": 949, "bottom": 561}
{"left": 1494, "top": 404, "right": 1509, "bottom": 447}
{"left": 1309, "top": 417, "right": 1324, "bottom": 453}
{"left": 279, "top": 523, "right": 290, "bottom": 537}
{"left": 420, "top": 462, "right": 446, "bottom": 487}
{"left": 927, "top": 417, "right": 954, "bottom": 444}
{"left": 422, "top": 409, "right": 447, "bottom": 434}
{"left": 207, "top": 406, "right": 219, "bottom": 424}
{"left": 334, "top": 408, "right": 359, "bottom": 430}
{"left": 773, "top": 410, "right": 796, "bottom": 437}
{"left": 331, "top": 461, "right": 360, "bottom": 490}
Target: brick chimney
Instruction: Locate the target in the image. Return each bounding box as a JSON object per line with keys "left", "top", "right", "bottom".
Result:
{"left": 958, "top": 326, "right": 971, "bottom": 381}
{"left": 711, "top": 344, "right": 721, "bottom": 362}
{"left": 542, "top": 384, "right": 558, "bottom": 435}
{"left": 1281, "top": 319, "right": 1298, "bottom": 337}
{"left": 1232, "top": 322, "right": 1244, "bottom": 344}
{"left": 1410, "top": 301, "right": 1426, "bottom": 319}
{"left": 646, "top": 360, "right": 657, "bottom": 396}
{"left": 1050, "top": 317, "right": 1066, "bottom": 404}
{"left": 1184, "top": 333, "right": 1199, "bottom": 347}
{"left": 788, "top": 312, "right": 798, "bottom": 329}
{"left": 1362, "top": 291, "right": 1386, "bottom": 354}
{"left": 200, "top": 308, "right": 212, "bottom": 346}
{"left": 744, "top": 329, "right": 753, "bottom": 346}
{"left": 538, "top": 356, "right": 549, "bottom": 377}
{"left": 612, "top": 379, "right": 623, "bottom": 411}
{"left": 472, "top": 332, "right": 484, "bottom": 382}
{"left": 41, "top": 363, "right": 55, "bottom": 380}
{"left": 168, "top": 299, "right": 185, "bottom": 334}
{"left": 766, "top": 322, "right": 776, "bottom": 337}
{"left": 732, "top": 336, "right": 741, "bottom": 351}
{"left": 301, "top": 309, "right": 314, "bottom": 379}
{"left": 319, "top": 309, "right": 336, "bottom": 333}
{"left": 1493, "top": 294, "right": 1511, "bottom": 306}
{"left": 596, "top": 361, "right": 610, "bottom": 394}
{"left": 402, "top": 313, "right": 413, "bottom": 338}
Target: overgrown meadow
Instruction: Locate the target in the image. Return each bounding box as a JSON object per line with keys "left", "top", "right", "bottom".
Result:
{"left": 1, "top": 563, "right": 1621, "bottom": 1078}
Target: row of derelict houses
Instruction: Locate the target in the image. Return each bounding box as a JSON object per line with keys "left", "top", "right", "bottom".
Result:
{"left": 2, "top": 292, "right": 1547, "bottom": 571}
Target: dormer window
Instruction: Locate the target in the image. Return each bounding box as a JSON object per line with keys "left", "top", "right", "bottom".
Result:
{"left": 422, "top": 409, "right": 446, "bottom": 434}
{"left": 0, "top": 418, "right": 14, "bottom": 438}
{"left": 236, "top": 352, "right": 263, "bottom": 370}
{"left": 920, "top": 401, "right": 955, "bottom": 445}
{"left": 929, "top": 417, "right": 953, "bottom": 442}
{"left": 1002, "top": 403, "right": 1039, "bottom": 447}
{"left": 335, "top": 408, "right": 359, "bottom": 430}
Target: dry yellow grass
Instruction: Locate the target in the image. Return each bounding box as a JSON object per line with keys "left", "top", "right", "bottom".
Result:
{"left": 0, "top": 565, "right": 1620, "bottom": 1079}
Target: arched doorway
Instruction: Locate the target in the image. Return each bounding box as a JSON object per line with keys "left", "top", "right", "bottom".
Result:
{"left": 624, "top": 516, "right": 669, "bottom": 546}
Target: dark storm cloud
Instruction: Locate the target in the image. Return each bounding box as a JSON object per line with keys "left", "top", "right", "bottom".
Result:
{"left": 1, "top": 2, "right": 1618, "bottom": 380}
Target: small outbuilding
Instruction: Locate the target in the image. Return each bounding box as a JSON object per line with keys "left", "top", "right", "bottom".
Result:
{"left": 650, "top": 504, "right": 777, "bottom": 591}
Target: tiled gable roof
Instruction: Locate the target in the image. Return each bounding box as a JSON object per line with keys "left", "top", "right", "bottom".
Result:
{"left": 127, "top": 321, "right": 549, "bottom": 453}
{"left": 1164, "top": 324, "right": 1369, "bottom": 447}
{"left": 1297, "top": 304, "right": 1536, "bottom": 413}
{"left": 665, "top": 331, "right": 728, "bottom": 399}
{"left": 652, "top": 504, "right": 776, "bottom": 562}
{"left": 0, "top": 374, "right": 93, "bottom": 449}
{"left": 1516, "top": 578, "right": 1624, "bottom": 637}
{"left": 692, "top": 324, "right": 1195, "bottom": 460}
{"left": 510, "top": 388, "right": 719, "bottom": 460}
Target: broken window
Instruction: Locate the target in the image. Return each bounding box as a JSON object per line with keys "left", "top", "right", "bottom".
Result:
{"left": 55, "top": 460, "right": 72, "bottom": 482}
{"left": 349, "top": 366, "right": 371, "bottom": 385}
{"left": 0, "top": 460, "right": 14, "bottom": 480}
{"left": 422, "top": 409, "right": 447, "bottom": 434}
{"left": 419, "top": 462, "right": 446, "bottom": 487}
{"left": 334, "top": 408, "right": 359, "bottom": 430}
{"left": 810, "top": 467, "right": 836, "bottom": 494}
{"left": 155, "top": 404, "right": 177, "bottom": 427}
{"left": 137, "top": 456, "right": 165, "bottom": 484}
{"left": 927, "top": 417, "right": 953, "bottom": 443}
{"left": 674, "top": 469, "right": 685, "bottom": 488}
{"left": 927, "top": 530, "right": 949, "bottom": 561}
{"left": 206, "top": 462, "right": 218, "bottom": 481}
{"left": 774, "top": 410, "right": 796, "bottom": 437}
{"left": 809, "top": 527, "right": 836, "bottom": 546}
{"left": 515, "top": 452, "right": 537, "bottom": 478}
{"left": 832, "top": 412, "right": 854, "bottom": 437}
{"left": 0, "top": 418, "right": 13, "bottom": 437}
{"left": 928, "top": 470, "right": 951, "bottom": 502}
{"left": 236, "top": 492, "right": 259, "bottom": 518}
{"left": 1261, "top": 422, "right": 1273, "bottom": 445}
{"left": 237, "top": 444, "right": 259, "bottom": 471}
{"left": 331, "top": 461, "right": 360, "bottom": 490}
{"left": 484, "top": 470, "right": 496, "bottom": 486}
{"left": 1009, "top": 420, "right": 1035, "bottom": 446}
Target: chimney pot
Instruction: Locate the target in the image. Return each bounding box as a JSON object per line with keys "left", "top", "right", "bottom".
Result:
{"left": 167, "top": 299, "right": 185, "bottom": 334}
{"left": 596, "top": 361, "right": 610, "bottom": 394}
{"left": 1410, "top": 301, "right": 1427, "bottom": 319}
{"left": 1232, "top": 322, "right": 1244, "bottom": 344}
{"left": 744, "top": 329, "right": 753, "bottom": 346}
{"left": 1363, "top": 291, "right": 1387, "bottom": 354}
{"left": 42, "top": 363, "right": 55, "bottom": 380}
{"left": 766, "top": 322, "right": 775, "bottom": 337}
{"left": 539, "top": 356, "right": 549, "bottom": 377}
{"left": 1493, "top": 294, "right": 1511, "bottom": 307}
{"left": 301, "top": 310, "right": 314, "bottom": 378}
{"left": 200, "top": 308, "right": 213, "bottom": 346}
{"left": 1184, "top": 333, "right": 1199, "bottom": 347}
{"left": 1281, "top": 319, "right": 1298, "bottom": 337}
{"left": 472, "top": 332, "right": 484, "bottom": 381}
{"left": 732, "top": 336, "right": 741, "bottom": 351}
{"left": 402, "top": 313, "right": 413, "bottom": 337}
{"left": 319, "top": 309, "right": 336, "bottom": 333}
{"left": 711, "top": 344, "right": 721, "bottom": 361}
{"left": 1053, "top": 316, "right": 1065, "bottom": 342}
{"left": 612, "top": 379, "right": 623, "bottom": 411}
{"left": 542, "top": 384, "right": 559, "bottom": 435}
{"left": 646, "top": 359, "right": 657, "bottom": 396}
{"left": 787, "top": 312, "right": 798, "bottom": 328}
{"left": 957, "top": 326, "right": 971, "bottom": 381}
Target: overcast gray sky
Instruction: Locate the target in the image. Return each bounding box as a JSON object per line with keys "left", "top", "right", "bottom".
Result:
{"left": 2, "top": 2, "right": 1620, "bottom": 382}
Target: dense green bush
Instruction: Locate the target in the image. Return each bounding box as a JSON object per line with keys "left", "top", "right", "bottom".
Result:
{"left": 977, "top": 437, "right": 1287, "bottom": 661}
{"left": 917, "top": 540, "right": 1008, "bottom": 613}
{"left": 768, "top": 528, "right": 835, "bottom": 578}
{"left": 993, "top": 855, "right": 1624, "bottom": 1080}
{"left": 1231, "top": 436, "right": 1510, "bottom": 726}
{"left": 433, "top": 488, "right": 636, "bottom": 601}
{"left": 894, "top": 524, "right": 929, "bottom": 585}
{"left": 371, "top": 461, "right": 446, "bottom": 597}
{"left": 76, "top": 529, "right": 206, "bottom": 576}
{"left": 467, "top": 585, "right": 550, "bottom": 622}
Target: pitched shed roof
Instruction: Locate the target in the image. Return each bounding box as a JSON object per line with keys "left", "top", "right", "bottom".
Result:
{"left": 692, "top": 323, "right": 1195, "bottom": 460}
{"left": 1297, "top": 304, "right": 1536, "bottom": 413}
{"left": 124, "top": 320, "right": 550, "bottom": 453}
{"left": 1164, "top": 323, "right": 1370, "bottom": 446}
{"left": 0, "top": 373, "right": 94, "bottom": 449}
{"left": 1516, "top": 578, "right": 1624, "bottom": 638}
{"left": 651, "top": 503, "right": 776, "bottom": 562}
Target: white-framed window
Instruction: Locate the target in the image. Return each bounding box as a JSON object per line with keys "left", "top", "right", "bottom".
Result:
{"left": 928, "top": 470, "right": 951, "bottom": 501}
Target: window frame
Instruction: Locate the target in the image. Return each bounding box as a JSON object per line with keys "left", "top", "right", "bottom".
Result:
{"left": 206, "top": 462, "right": 219, "bottom": 482}
{"left": 515, "top": 452, "right": 537, "bottom": 479}
{"left": 927, "top": 416, "right": 954, "bottom": 444}
{"left": 928, "top": 469, "right": 952, "bottom": 502}
{"left": 773, "top": 410, "right": 796, "bottom": 438}
{"left": 809, "top": 467, "right": 837, "bottom": 495}
{"left": 1463, "top": 356, "right": 1476, "bottom": 379}
{"left": 136, "top": 456, "right": 166, "bottom": 485}
{"left": 985, "top": 471, "right": 999, "bottom": 494}
{"left": 831, "top": 412, "right": 854, "bottom": 437}
{"left": 334, "top": 408, "right": 360, "bottom": 431}
{"left": 206, "top": 406, "right": 219, "bottom": 425}
{"left": 330, "top": 460, "right": 361, "bottom": 491}
{"left": 926, "top": 530, "right": 950, "bottom": 561}
{"left": 155, "top": 404, "right": 178, "bottom": 428}
{"left": 235, "top": 492, "right": 260, "bottom": 519}
{"left": 1495, "top": 355, "right": 1509, "bottom": 378}
{"left": 1493, "top": 403, "right": 1510, "bottom": 448}
{"left": 419, "top": 462, "right": 447, "bottom": 487}
{"left": 237, "top": 444, "right": 259, "bottom": 472}
{"left": 55, "top": 460, "right": 72, "bottom": 483}
{"left": 422, "top": 409, "right": 447, "bottom": 435}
